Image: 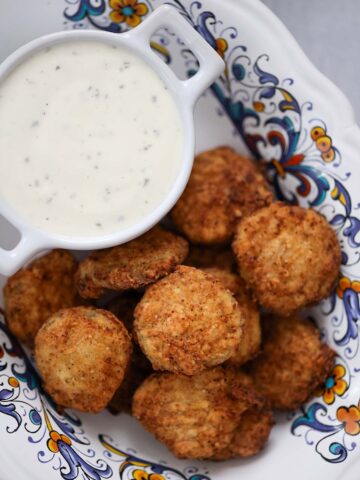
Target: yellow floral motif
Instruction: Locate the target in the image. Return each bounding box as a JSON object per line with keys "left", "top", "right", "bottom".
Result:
{"left": 109, "top": 0, "right": 148, "bottom": 28}
{"left": 132, "top": 470, "right": 165, "bottom": 480}
{"left": 337, "top": 276, "right": 360, "bottom": 299}
{"left": 310, "top": 125, "right": 335, "bottom": 162}
{"left": 47, "top": 430, "right": 72, "bottom": 453}
{"left": 331, "top": 186, "right": 348, "bottom": 208}
{"left": 271, "top": 159, "right": 286, "bottom": 177}
{"left": 337, "top": 403, "right": 360, "bottom": 436}
{"left": 321, "top": 364, "right": 347, "bottom": 405}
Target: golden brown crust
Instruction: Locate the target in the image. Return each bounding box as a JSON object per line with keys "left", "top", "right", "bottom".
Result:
{"left": 132, "top": 367, "right": 272, "bottom": 460}
{"left": 232, "top": 202, "right": 341, "bottom": 315}
{"left": 35, "top": 306, "right": 132, "bottom": 413}
{"left": 212, "top": 369, "right": 274, "bottom": 460}
{"left": 185, "top": 245, "right": 236, "bottom": 272}
{"left": 249, "top": 315, "right": 335, "bottom": 410}
{"left": 132, "top": 367, "right": 250, "bottom": 459}
{"left": 4, "top": 250, "right": 78, "bottom": 347}
{"left": 203, "top": 268, "right": 261, "bottom": 366}
{"left": 171, "top": 146, "right": 273, "bottom": 245}
{"left": 212, "top": 407, "right": 274, "bottom": 459}
{"left": 233, "top": 407, "right": 274, "bottom": 457}
{"left": 134, "top": 266, "right": 243, "bottom": 375}
{"left": 75, "top": 226, "right": 189, "bottom": 299}
{"left": 223, "top": 367, "right": 264, "bottom": 409}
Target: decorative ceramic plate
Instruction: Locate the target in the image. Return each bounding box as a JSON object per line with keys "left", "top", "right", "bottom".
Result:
{"left": 1, "top": 1, "right": 360, "bottom": 479}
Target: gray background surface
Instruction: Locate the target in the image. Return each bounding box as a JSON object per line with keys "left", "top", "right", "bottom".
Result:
{"left": 262, "top": 0, "right": 360, "bottom": 121}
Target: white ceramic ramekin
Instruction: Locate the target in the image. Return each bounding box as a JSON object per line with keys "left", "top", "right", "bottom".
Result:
{"left": 0, "top": 5, "right": 224, "bottom": 276}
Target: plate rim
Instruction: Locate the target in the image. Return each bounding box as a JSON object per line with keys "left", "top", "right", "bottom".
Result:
{"left": 1, "top": 0, "right": 360, "bottom": 479}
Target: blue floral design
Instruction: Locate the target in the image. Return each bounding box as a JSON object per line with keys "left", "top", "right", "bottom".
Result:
{"left": 64, "top": 0, "right": 122, "bottom": 32}
{"left": 0, "top": 311, "right": 113, "bottom": 480}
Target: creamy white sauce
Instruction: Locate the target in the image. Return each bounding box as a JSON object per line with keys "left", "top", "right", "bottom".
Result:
{"left": 0, "top": 41, "right": 183, "bottom": 236}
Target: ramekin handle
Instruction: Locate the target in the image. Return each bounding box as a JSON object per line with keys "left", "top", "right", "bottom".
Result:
{"left": 0, "top": 230, "right": 47, "bottom": 276}
{"left": 129, "top": 5, "right": 225, "bottom": 107}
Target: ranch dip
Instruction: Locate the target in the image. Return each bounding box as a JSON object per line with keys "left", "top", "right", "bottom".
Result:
{"left": 0, "top": 40, "right": 183, "bottom": 236}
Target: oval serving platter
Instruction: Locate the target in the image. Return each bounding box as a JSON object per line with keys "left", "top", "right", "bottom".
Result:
{"left": 1, "top": 1, "right": 360, "bottom": 479}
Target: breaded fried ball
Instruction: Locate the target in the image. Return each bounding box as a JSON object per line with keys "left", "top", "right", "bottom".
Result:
{"left": 4, "top": 250, "right": 78, "bottom": 347}
{"left": 35, "top": 307, "right": 132, "bottom": 413}
{"left": 185, "top": 245, "right": 236, "bottom": 272}
{"left": 76, "top": 226, "right": 189, "bottom": 299}
{"left": 134, "top": 266, "right": 243, "bottom": 375}
{"left": 232, "top": 202, "right": 341, "bottom": 315}
{"left": 132, "top": 367, "right": 251, "bottom": 459}
{"left": 171, "top": 147, "right": 273, "bottom": 245}
{"left": 212, "top": 370, "right": 274, "bottom": 459}
{"left": 249, "top": 315, "right": 335, "bottom": 410}
{"left": 203, "top": 268, "right": 261, "bottom": 366}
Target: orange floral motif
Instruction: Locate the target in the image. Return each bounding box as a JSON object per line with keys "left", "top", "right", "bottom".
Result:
{"left": 132, "top": 470, "right": 165, "bottom": 480}
{"left": 109, "top": 0, "right": 148, "bottom": 27}
{"left": 321, "top": 365, "right": 347, "bottom": 405}
{"left": 215, "top": 38, "right": 228, "bottom": 58}
{"left": 337, "top": 404, "right": 360, "bottom": 435}
{"left": 7, "top": 377, "right": 19, "bottom": 388}
{"left": 253, "top": 101, "right": 265, "bottom": 112}
{"left": 47, "top": 430, "right": 72, "bottom": 453}
{"left": 337, "top": 276, "right": 360, "bottom": 299}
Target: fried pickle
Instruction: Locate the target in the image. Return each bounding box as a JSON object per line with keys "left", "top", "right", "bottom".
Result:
{"left": 132, "top": 367, "right": 252, "bottom": 459}
{"left": 249, "top": 314, "right": 335, "bottom": 410}
{"left": 212, "top": 407, "right": 274, "bottom": 459}
{"left": 212, "top": 369, "right": 274, "bottom": 459}
{"left": 134, "top": 266, "right": 243, "bottom": 375}
{"left": 35, "top": 306, "right": 132, "bottom": 413}
{"left": 4, "top": 250, "right": 78, "bottom": 347}
{"left": 232, "top": 202, "right": 341, "bottom": 315}
{"left": 171, "top": 146, "right": 273, "bottom": 245}
{"left": 75, "top": 226, "right": 189, "bottom": 299}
